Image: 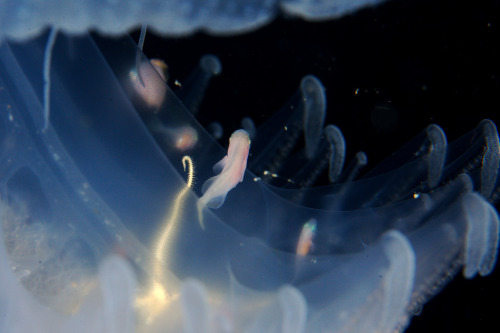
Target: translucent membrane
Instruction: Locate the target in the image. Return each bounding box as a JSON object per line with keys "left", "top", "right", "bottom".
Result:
{"left": 0, "top": 32, "right": 498, "bottom": 333}
{"left": 0, "top": 0, "right": 387, "bottom": 40}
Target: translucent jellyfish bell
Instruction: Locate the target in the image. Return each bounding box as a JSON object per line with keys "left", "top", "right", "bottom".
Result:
{"left": 0, "top": 30, "right": 498, "bottom": 333}
{"left": 0, "top": 0, "right": 388, "bottom": 40}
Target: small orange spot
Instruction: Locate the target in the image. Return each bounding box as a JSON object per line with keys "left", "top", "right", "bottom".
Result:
{"left": 160, "top": 126, "right": 199, "bottom": 151}
{"left": 150, "top": 58, "right": 168, "bottom": 82}
{"left": 173, "top": 126, "right": 198, "bottom": 151}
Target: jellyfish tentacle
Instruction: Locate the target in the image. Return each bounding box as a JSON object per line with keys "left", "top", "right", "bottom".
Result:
{"left": 361, "top": 124, "right": 449, "bottom": 208}
{"left": 207, "top": 121, "right": 224, "bottom": 140}
{"left": 442, "top": 120, "right": 500, "bottom": 199}
{"left": 241, "top": 116, "right": 256, "bottom": 140}
{"left": 302, "top": 75, "right": 326, "bottom": 159}
{"left": 249, "top": 75, "right": 327, "bottom": 184}
{"left": 177, "top": 54, "right": 222, "bottom": 115}
{"left": 135, "top": 156, "right": 195, "bottom": 324}
{"left": 478, "top": 119, "right": 500, "bottom": 199}
{"left": 42, "top": 27, "right": 58, "bottom": 132}
{"left": 425, "top": 124, "right": 447, "bottom": 189}
{"left": 337, "top": 151, "right": 368, "bottom": 184}
{"left": 135, "top": 24, "right": 148, "bottom": 86}
{"left": 154, "top": 155, "right": 195, "bottom": 272}
{"left": 325, "top": 124, "right": 346, "bottom": 184}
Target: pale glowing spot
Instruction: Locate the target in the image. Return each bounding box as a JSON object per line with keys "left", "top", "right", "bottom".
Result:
{"left": 164, "top": 126, "right": 199, "bottom": 151}
{"left": 129, "top": 60, "right": 166, "bottom": 111}
{"left": 263, "top": 170, "right": 285, "bottom": 180}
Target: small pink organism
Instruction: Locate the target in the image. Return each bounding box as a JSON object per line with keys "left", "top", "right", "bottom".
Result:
{"left": 296, "top": 218, "right": 317, "bottom": 256}
{"left": 129, "top": 59, "right": 167, "bottom": 111}
{"left": 197, "top": 129, "right": 251, "bottom": 229}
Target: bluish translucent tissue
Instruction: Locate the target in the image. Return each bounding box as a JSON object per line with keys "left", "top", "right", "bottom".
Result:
{"left": 0, "top": 0, "right": 386, "bottom": 40}
{"left": 0, "top": 31, "right": 498, "bottom": 333}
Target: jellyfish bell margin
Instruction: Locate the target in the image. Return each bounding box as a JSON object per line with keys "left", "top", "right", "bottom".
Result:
{"left": 0, "top": 26, "right": 498, "bottom": 333}
{"left": 0, "top": 0, "right": 498, "bottom": 332}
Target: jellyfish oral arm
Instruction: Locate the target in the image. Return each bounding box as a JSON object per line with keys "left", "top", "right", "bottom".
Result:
{"left": 197, "top": 129, "right": 251, "bottom": 228}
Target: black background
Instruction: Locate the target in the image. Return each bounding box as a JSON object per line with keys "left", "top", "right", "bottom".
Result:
{"left": 132, "top": 0, "right": 499, "bottom": 331}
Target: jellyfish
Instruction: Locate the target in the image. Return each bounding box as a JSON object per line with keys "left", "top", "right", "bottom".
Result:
{"left": 0, "top": 1, "right": 499, "bottom": 333}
